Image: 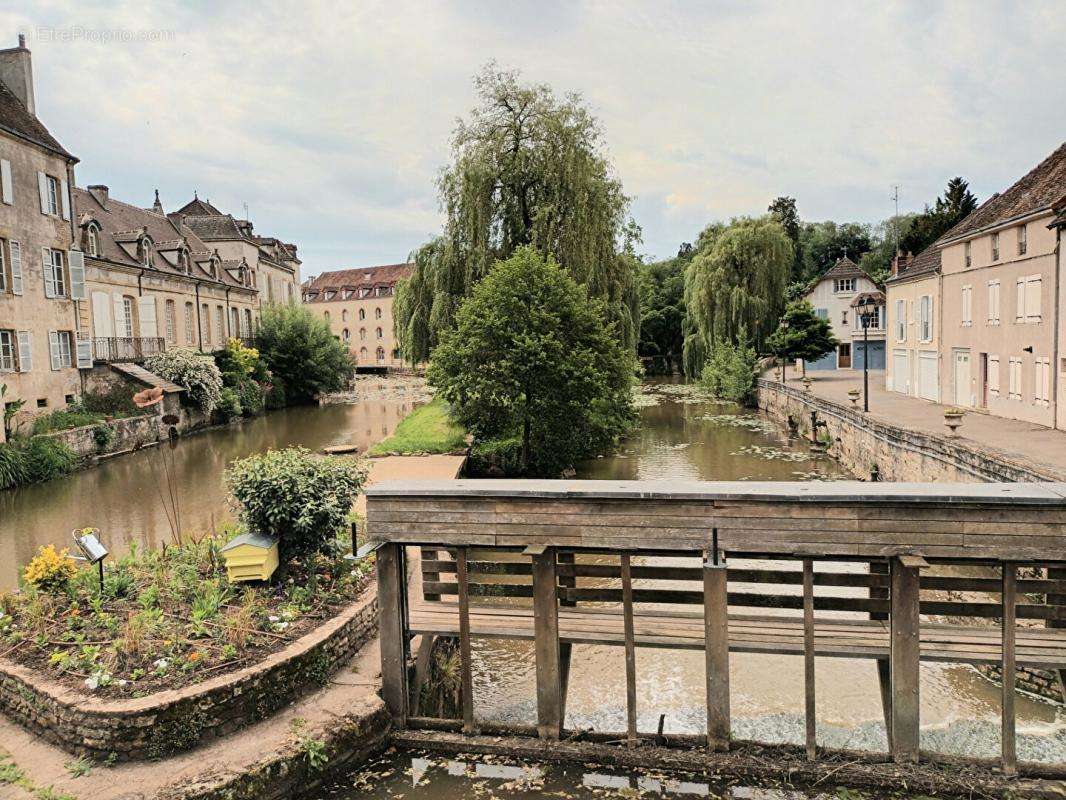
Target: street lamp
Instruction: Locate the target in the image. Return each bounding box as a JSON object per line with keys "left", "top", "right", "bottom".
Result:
{"left": 856, "top": 295, "right": 879, "bottom": 413}
{"left": 777, "top": 318, "right": 790, "bottom": 384}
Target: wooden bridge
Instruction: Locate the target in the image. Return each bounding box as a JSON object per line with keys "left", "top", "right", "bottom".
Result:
{"left": 367, "top": 480, "right": 1066, "bottom": 775}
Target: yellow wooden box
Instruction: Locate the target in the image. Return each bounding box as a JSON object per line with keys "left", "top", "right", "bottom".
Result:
{"left": 221, "top": 533, "right": 279, "bottom": 583}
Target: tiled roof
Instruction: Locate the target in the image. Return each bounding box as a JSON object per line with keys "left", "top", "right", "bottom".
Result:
{"left": 0, "top": 78, "right": 74, "bottom": 160}
{"left": 176, "top": 197, "right": 224, "bottom": 217}
{"left": 821, "top": 256, "right": 866, "bottom": 280}
{"left": 183, "top": 213, "right": 250, "bottom": 242}
{"left": 885, "top": 244, "right": 941, "bottom": 285}
{"left": 940, "top": 141, "right": 1066, "bottom": 242}
{"left": 74, "top": 188, "right": 255, "bottom": 292}
{"left": 304, "top": 263, "right": 412, "bottom": 300}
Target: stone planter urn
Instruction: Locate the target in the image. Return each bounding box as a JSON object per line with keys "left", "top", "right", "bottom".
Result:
{"left": 944, "top": 408, "right": 965, "bottom": 437}
{"left": 847, "top": 388, "right": 861, "bottom": 407}
{"left": 802, "top": 376, "right": 813, "bottom": 393}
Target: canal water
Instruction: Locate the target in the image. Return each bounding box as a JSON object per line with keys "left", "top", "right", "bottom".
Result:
{"left": 0, "top": 377, "right": 428, "bottom": 590}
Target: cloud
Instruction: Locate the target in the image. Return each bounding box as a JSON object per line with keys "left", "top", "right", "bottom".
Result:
{"left": 3, "top": 0, "right": 1063, "bottom": 270}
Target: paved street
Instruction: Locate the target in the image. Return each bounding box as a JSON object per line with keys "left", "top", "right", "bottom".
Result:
{"left": 778, "top": 369, "right": 1066, "bottom": 480}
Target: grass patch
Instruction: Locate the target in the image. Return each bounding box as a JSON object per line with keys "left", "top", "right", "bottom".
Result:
{"left": 31, "top": 408, "right": 108, "bottom": 435}
{"left": 368, "top": 397, "right": 467, "bottom": 456}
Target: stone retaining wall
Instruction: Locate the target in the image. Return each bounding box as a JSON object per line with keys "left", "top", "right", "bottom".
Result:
{"left": 0, "top": 588, "right": 378, "bottom": 761}
{"left": 756, "top": 378, "right": 1066, "bottom": 706}
{"left": 45, "top": 413, "right": 161, "bottom": 461}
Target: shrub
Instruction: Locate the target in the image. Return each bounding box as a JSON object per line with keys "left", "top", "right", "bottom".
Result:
{"left": 31, "top": 406, "right": 104, "bottom": 435}
{"left": 216, "top": 388, "right": 242, "bottom": 421}
{"left": 92, "top": 424, "right": 115, "bottom": 450}
{"left": 699, "top": 337, "right": 758, "bottom": 403}
{"left": 467, "top": 436, "right": 523, "bottom": 477}
{"left": 144, "top": 348, "right": 223, "bottom": 415}
{"left": 82, "top": 385, "right": 141, "bottom": 417}
{"left": 256, "top": 305, "right": 352, "bottom": 404}
{"left": 21, "top": 437, "right": 78, "bottom": 483}
{"left": 226, "top": 447, "right": 365, "bottom": 562}
{"left": 23, "top": 545, "right": 78, "bottom": 592}
{"left": 215, "top": 339, "right": 269, "bottom": 417}
{"left": 0, "top": 442, "right": 28, "bottom": 490}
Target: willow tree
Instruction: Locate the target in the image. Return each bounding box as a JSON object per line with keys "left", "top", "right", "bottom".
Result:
{"left": 682, "top": 216, "right": 792, "bottom": 377}
{"left": 395, "top": 65, "right": 640, "bottom": 363}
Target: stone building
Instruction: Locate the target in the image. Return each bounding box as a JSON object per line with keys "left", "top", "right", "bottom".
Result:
{"left": 302, "top": 263, "right": 412, "bottom": 368}
{"left": 178, "top": 196, "right": 301, "bottom": 308}
{"left": 74, "top": 186, "right": 260, "bottom": 356}
{"left": 802, "top": 256, "right": 885, "bottom": 370}
{"left": 0, "top": 35, "right": 82, "bottom": 441}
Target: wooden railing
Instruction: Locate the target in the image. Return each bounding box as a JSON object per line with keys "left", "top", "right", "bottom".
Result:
{"left": 367, "top": 480, "right": 1066, "bottom": 775}
{"left": 91, "top": 336, "right": 166, "bottom": 363}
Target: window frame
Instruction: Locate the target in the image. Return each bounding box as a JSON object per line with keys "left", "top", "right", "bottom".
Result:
{"left": 1017, "top": 224, "right": 1027, "bottom": 256}
{"left": 0, "top": 329, "right": 14, "bottom": 371}
{"left": 45, "top": 175, "right": 59, "bottom": 215}
{"left": 991, "top": 232, "right": 1000, "bottom": 262}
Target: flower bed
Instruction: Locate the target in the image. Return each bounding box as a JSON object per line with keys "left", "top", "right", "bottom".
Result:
{"left": 0, "top": 534, "right": 374, "bottom": 699}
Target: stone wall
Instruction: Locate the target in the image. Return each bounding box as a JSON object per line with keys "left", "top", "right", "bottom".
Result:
{"left": 44, "top": 413, "right": 161, "bottom": 461}
{"left": 0, "top": 589, "right": 378, "bottom": 761}
{"left": 756, "top": 378, "right": 1066, "bottom": 706}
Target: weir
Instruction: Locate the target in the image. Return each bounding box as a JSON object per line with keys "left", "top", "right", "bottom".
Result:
{"left": 367, "top": 479, "right": 1066, "bottom": 776}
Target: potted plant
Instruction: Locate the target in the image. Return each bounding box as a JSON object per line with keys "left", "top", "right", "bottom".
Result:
{"left": 847, "top": 388, "right": 861, "bottom": 407}
{"left": 802, "top": 376, "right": 813, "bottom": 392}
{"left": 943, "top": 407, "right": 965, "bottom": 437}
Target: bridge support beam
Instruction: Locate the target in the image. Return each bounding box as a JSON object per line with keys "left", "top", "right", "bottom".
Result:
{"left": 531, "top": 546, "right": 563, "bottom": 739}
{"left": 377, "top": 542, "right": 409, "bottom": 727}
{"left": 703, "top": 549, "right": 730, "bottom": 749}
{"left": 889, "top": 555, "right": 923, "bottom": 763}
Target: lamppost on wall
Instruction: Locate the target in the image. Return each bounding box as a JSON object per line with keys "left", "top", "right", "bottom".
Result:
{"left": 856, "top": 295, "right": 878, "bottom": 413}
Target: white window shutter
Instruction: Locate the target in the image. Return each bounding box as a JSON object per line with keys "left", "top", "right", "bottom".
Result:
{"left": 10, "top": 240, "right": 22, "bottom": 295}
{"left": 37, "top": 171, "right": 48, "bottom": 214}
{"left": 1016, "top": 279, "right": 1025, "bottom": 321}
{"left": 16, "top": 331, "right": 32, "bottom": 371}
{"left": 0, "top": 159, "right": 12, "bottom": 204}
{"left": 68, "top": 249, "right": 86, "bottom": 300}
{"left": 1025, "top": 276, "right": 1041, "bottom": 321}
{"left": 138, "top": 295, "right": 158, "bottom": 338}
{"left": 48, "top": 331, "right": 61, "bottom": 370}
{"left": 91, "top": 291, "right": 113, "bottom": 337}
{"left": 60, "top": 178, "right": 70, "bottom": 220}
{"left": 42, "top": 247, "right": 55, "bottom": 298}
{"left": 113, "top": 294, "right": 126, "bottom": 338}
{"left": 76, "top": 335, "right": 93, "bottom": 369}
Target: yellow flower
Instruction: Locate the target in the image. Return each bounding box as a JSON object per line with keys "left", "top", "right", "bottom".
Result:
{"left": 23, "top": 545, "right": 78, "bottom": 592}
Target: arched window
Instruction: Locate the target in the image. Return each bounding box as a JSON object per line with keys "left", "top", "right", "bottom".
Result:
{"left": 323, "top": 310, "right": 330, "bottom": 323}
{"left": 243, "top": 309, "right": 252, "bottom": 337}
{"left": 359, "top": 327, "right": 366, "bottom": 341}
{"left": 141, "top": 237, "right": 152, "bottom": 267}
{"left": 179, "top": 250, "right": 190, "bottom": 274}
{"left": 376, "top": 327, "right": 383, "bottom": 339}
{"left": 376, "top": 346, "right": 385, "bottom": 364}
{"left": 230, "top": 307, "right": 239, "bottom": 337}
{"left": 86, "top": 225, "right": 99, "bottom": 257}
{"left": 342, "top": 328, "right": 350, "bottom": 342}
{"left": 121, "top": 296, "right": 135, "bottom": 338}
{"left": 184, "top": 302, "right": 195, "bottom": 344}
{"left": 375, "top": 307, "right": 382, "bottom": 320}
{"left": 342, "top": 309, "right": 349, "bottom": 322}
{"left": 359, "top": 347, "right": 367, "bottom": 362}
{"left": 164, "top": 299, "right": 176, "bottom": 343}
{"left": 358, "top": 308, "right": 365, "bottom": 321}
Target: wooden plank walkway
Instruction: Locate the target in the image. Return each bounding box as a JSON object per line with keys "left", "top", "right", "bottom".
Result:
{"left": 409, "top": 601, "right": 1066, "bottom": 668}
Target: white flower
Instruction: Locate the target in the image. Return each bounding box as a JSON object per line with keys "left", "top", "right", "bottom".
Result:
{"left": 268, "top": 615, "right": 280, "bottom": 623}
{"left": 153, "top": 658, "right": 169, "bottom": 670}
{"left": 84, "top": 675, "right": 99, "bottom": 690}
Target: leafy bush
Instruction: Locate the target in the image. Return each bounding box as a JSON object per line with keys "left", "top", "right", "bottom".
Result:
{"left": 215, "top": 339, "right": 269, "bottom": 417}
{"left": 23, "top": 545, "right": 78, "bottom": 592}
{"left": 21, "top": 437, "right": 78, "bottom": 483}
{"left": 467, "top": 436, "right": 523, "bottom": 477}
{"left": 31, "top": 406, "right": 105, "bottom": 435}
{"left": 144, "top": 348, "right": 223, "bottom": 415}
{"left": 216, "top": 388, "right": 242, "bottom": 421}
{"left": 92, "top": 424, "right": 115, "bottom": 450}
{"left": 226, "top": 447, "right": 366, "bottom": 562}
{"left": 255, "top": 305, "right": 352, "bottom": 404}
{"left": 0, "top": 442, "right": 28, "bottom": 490}
{"left": 82, "top": 384, "right": 142, "bottom": 418}
{"left": 699, "top": 337, "right": 758, "bottom": 403}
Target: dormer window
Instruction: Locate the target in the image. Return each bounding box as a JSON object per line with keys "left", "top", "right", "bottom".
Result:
{"left": 210, "top": 258, "right": 220, "bottom": 279}
{"left": 141, "top": 237, "right": 153, "bottom": 266}
{"left": 180, "top": 250, "right": 191, "bottom": 274}
{"left": 324, "top": 290, "right": 337, "bottom": 301}
{"left": 85, "top": 225, "right": 99, "bottom": 257}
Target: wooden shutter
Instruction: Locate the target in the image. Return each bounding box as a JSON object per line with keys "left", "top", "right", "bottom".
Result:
{"left": 0, "top": 159, "right": 11, "bottom": 204}
{"left": 16, "top": 331, "right": 32, "bottom": 371}
{"left": 1025, "top": 276, "right": 1041, "bottom": 321}
{"left": 9, "top": 240, "right": 22, "bottom": 295}
{"left": 60, "top": 178, "right": 70, "bottom": 220}
{"left": 42, "top": 248, "right": 55, "bottom": 297}
{"left": 76, "top": 334, "right": 93, "bottom": 369}
{"left": 1016, "top": 278, "right": 1025, "bottom": 322}
{"left": 138, "top": 295, "right": 158, "bottom": 338}
{"left": 37, "top": 171, "right": 48, "bottom": 213}
{"left": 48, "top": 331, "right": 61, "bottom": 371}
{"left": 68, "top": 249, "right": 86, "bottom": 300}
{"left": 989, "top": 356, "right": 999, "bottom": 393}
{"left": 91, "top": 291, "right": 113, "bottom": 337}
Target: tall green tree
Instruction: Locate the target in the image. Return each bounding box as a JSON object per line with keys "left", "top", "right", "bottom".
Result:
{"left": 899, "top": 177, "right": 978, "bottom": 256}
{"left": 797, "top": 221, "right": 873, "bottom": 285}
{"left": 395, "top": 65, "right": 640, "bottom": 364}
{"left": 428, "top": 247, "right": 635, "bottom": 477}
{"left": 256, "top": 305, "right": 352, "bottom": 404}
{"left": 768, "top": 196, "right": 802, "bottom": 282}
{"left": 764, "top": 300, "right": 839, "bottom": 375}
{"left": 682, "top": 216, "right": 793, "bottom": 377}
{"left": 637, "top": 251, "right": 690, "bottom": 374}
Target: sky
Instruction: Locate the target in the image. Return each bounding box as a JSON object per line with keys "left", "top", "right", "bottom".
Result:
{"left": 4, "top": 1, "right": 1064, "bottom": 279}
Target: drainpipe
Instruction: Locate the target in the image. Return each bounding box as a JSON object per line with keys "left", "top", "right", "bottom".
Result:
{"left": 1052, "top": 224, "right": 1062, "bottom": 430}
{"left": 194, "top": 282, "right": 203, "bottom": 352}
{"left": 66, "top": 160, "right": 85, "bottom": 395}
{"left": 225, "top": 287, "right": 231, "bottom": 339}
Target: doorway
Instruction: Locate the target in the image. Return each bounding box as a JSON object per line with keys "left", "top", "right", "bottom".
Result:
{"left": 953, "top": 350, "right": 972, "bottom": 407}
{"left": 838, "top": 343, "right": 852, "bottom": 369}
{"left": 979, "top": 353, "right": 988, "bottom": 409}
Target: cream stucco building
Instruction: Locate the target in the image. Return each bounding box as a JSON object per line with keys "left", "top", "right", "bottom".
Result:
{"left": 885, "top": 249, "right": 943, "bottom": 402}
{"left": 802, "top": 257, "right": 885, "bottom": 370}
{"left": 0, "top": 36, "right": 82, "bottom": 441}
{"left": 303, "top": 263, "right": 411, "bottom": 368}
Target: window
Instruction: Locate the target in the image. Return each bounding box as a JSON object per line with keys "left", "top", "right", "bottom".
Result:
{"left": 988, "top": 356, "right": 1000, "bottom": 397}
{"left": 121, "top": 297, "right": 134, "bottom": 337}
{"left": 987, "top": 280, "right": 1000, "bottom": 325}
{"left": 45, "top": 175, "right": 59, "bottom": 215}
{"left": 359, "top": 328, "right": 366, "bottom": 341}
{"left": 165, "top": 300, "right": 176, "bottom": 343}
{"left": 833, "top": 278, "right": 854, "bottom": 293}
{"left": 814, "top": 308, "right": 828, "bottom": 320}
{"left": 1016, "top": 275, "right": 1042, "bottom": 323}
{"left": 324, "top": 290, "right": 336, "bottom": 301}
{"left": 961, "top": 285, "right": 972, "bottom": 326}
{"left": 243, "top": 309, "right": 252, "bottom": 337}
{"left": 991, "top": 232, "right": 1000, "bottom": 262}
{"left": 919, "top": 295, "right": 933, "bottom": 342}
{"left": 201, "top": 303, "right": 211, "bottom": 345}
{"left": 0, "top": 330, "right": 14, "bottom": 371}
{"left": 43, "top": 248, "right": 66, "bottom": 297}
{"left": 358, "top": 308, "right": 365, "bottom": 321}
{"left": 1008, "top": 357, "right": 1022, "bottom": 400}
{"left": 359, "top": 346, "right": 367, "bottom": 361}
{"left": 375, "top": 307, "right": 382, "bottom": 320}
{"left": 216, "top": 306, "right": 224, "bottom": 343}
{"left": 964, "top": 241, "right": 972, "bottom": 268}
{"left": 87, "top": 226, "right": 99, "bottom": 257}
{"left": 185, "top": 302, "right": 195, "bottom": 344}
{"left": 376, "top": 327, "right": 383, "bottom": 339}
{"left": 841, "top": 310, "right": 848, "bottom": 326}
{"left": 141, "top": 237, "right": 152, "bottom": 267}
{"left": 49, "top": 331, "right": 73, "bottom": 370}
{"left": 230, "top": 307, "right": 239, "bottom": 337}
{"left": 342, "top": 328, "right": 350, "bottom": 342}
{"left": 376, "top": 346, "right": 385, "bottom": 364}
{"left": 894, "top": 299, "right": 906, "bottom": 341}
{"left": 1018, "top": 225, "right": 1027, "bottom": 256}
{"left": 0, "top": 239, "right": 5, "bottom": 293}
{"left": 323, "top": 311, "right": 330, "bottom": 323}
{"left": 342, "top": 310, "right": 349, "bottom": 322}
{"left": 1035, "top": 358, "right": 1051, "bottom": 405}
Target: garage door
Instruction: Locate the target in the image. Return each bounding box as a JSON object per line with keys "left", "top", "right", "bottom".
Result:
{"left": 855, "top": 341, "right": 885, "bottom": 370}
{"left": 918, "top": 351, "right": 939, "bottom": 402}
{"left": 892, "top": 350, "right": 909, "bottom": 394}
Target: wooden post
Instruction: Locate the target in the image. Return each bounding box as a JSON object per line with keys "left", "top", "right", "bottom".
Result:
{"left": 530, "top": 546, "right": 562, "bottom": 739}
{"left": 802, "top": 558, "right": 816, "bottom": 761}
{"left": 1001, "top": 562, "right": 1017, "bottom": 776}
{"left": 376, "top": 542, "right": 408, "bottom": 727}
{"left": 621, "top": 553, "right": 638, "bottom": 746}
{"left": 456, "top": 547, "right": 475, "bottom": 734}
{"left": 703, "top": 543, "right": 730, "bottom": 750}
{"left": 1048, "top": 567, "right": 1066, "bottom": 704}
{"left": 869, "top": 560, "right": 892, "bottom": 749}
{"left": 557, "top": 551, "right": 576, "bottom": 726}
{"left": 890, "top": 555, "right": 923, "bottom": 763}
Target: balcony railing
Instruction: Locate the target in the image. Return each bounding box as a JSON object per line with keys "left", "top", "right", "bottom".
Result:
{"left": 92, "top": 337, "right": 166, "bottom": 363}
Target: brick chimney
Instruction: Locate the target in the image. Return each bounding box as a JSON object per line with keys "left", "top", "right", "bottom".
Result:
{"left": 891, "top": 251, "right": 912, "bottom": 277}
{"left": 88, "top": 185, "right": 109, "bottom": 208}
{"left": 0, "top": 34, "right": 35, "bottom": 116}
